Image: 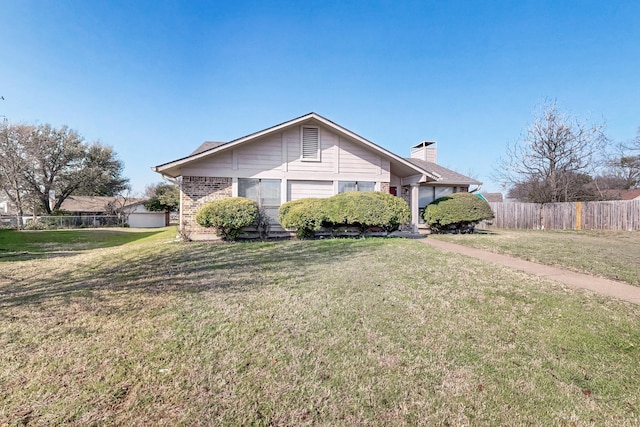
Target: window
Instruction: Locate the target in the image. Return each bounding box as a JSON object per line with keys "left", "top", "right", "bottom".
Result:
{"left": 338, "top": 181, "right": 376, "bottom": 193}
{"left": 238, "top": 178, "right": 281, "bottom": 223}
{"left": 301, "top": 126, "right": 320, "bottom": 161}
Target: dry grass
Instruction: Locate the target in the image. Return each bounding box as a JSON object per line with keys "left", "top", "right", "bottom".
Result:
{"left": 431, "top": 229, "right": 640, "bottom": 286}
{"left": 1, "top": 228, "right": 639, "bottom": 425}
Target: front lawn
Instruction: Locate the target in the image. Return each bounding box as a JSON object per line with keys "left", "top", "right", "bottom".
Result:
{"left": 431, "top": 229, "right": 640, "bottom": 286}
{"left": 0, "top": 227, "right": 171, "bottom": 261}
{"left": 1, "top": 230, "right": 639, "bottom": 425}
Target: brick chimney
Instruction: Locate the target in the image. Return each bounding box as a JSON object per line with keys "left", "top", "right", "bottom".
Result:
{"left": 410, "top": 141, "right": 437, "bottom": 163}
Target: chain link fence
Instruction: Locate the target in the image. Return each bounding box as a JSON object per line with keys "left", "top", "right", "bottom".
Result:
{"left": 1, "top": 215, "right": 128, "bottom": 229}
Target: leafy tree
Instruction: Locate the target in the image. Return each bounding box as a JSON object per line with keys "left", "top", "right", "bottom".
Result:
{"left": 144, "top": 183, "right": 180, "bottom": 212}
{"left": 0, "top": 123, "right": 129, "bottom": 215}
{"left": 496, "top": 101, "right": 607, "bottom": 203}
{"left": 75, "top": 143, "right": 130, "bottom": 196}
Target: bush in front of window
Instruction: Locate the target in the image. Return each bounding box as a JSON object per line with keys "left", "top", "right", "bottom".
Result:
{"left": 367, "top": 191, "right": 412, "bottom": 232}
{"left": 325, "top": 191, "right": 410, "bottom": 232}
{"left": 278, "top": 198, "right": 328, "bottom": 239}
{"left": 279, "top": 192, "right": 411, "bottom": 238}
{"left": 423, "top": 192, "right": 494, "bottom": 234}
{"left": 195, "top": 197, "right": 259, "bottom": 240}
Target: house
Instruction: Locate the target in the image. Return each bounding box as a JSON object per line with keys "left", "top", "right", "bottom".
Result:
{"left": 58, "top": 195, "right": 168, "bottom": 228}
{"left": 601, "top": 189, "right": 640, "bottom": 201}
{"left": 480, "top": 193, "right": 504, "bottom": 203}
{"left": 152, "top": 112, "right": 481, "bottom": 239}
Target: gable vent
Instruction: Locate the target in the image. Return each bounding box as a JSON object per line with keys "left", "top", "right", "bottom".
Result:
{"left": 301, "top": 126, "right": 320, "bottom": 161}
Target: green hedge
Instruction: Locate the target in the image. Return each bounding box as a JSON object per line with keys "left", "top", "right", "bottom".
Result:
{"left": 325, "top": 192, "right": 410, "bottom": 232}
{"left": 423, "top": 192, "right": 494, "bottom": 233}
{"left": 195, "top": 197, "right": 259, "bottom": 240}
{"left": 278, "top": 198, "right": 328, "bottom": 238}
{"left": 279, "top": 191, "right": 410, "bottom": 237}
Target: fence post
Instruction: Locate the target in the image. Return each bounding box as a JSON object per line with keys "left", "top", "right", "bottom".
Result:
{"left": 575, "top": 202, "right": 582, "bottom": 230}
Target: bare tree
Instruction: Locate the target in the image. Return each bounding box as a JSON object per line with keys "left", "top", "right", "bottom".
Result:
{"left": 0, "top": 124, "right": 32, "bottom": 224}
{"left": 105, "top": 188, "right": 133, "bottom": 225}
{"left": 602, "top": 128, "right": 640, "bottom": 190}
{"left": 496, "top": 102, "right": 608, "bottom": 203}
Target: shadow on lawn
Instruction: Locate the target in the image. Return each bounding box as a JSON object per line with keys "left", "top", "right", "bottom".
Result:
{"left": 0, "top": 238, "right": 376, "bottom": 308}
{"left": 0, "top": 229, "right": 168, "bottom": 262}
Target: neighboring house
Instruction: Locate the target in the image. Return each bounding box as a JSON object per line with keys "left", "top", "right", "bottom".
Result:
{"left": 481, "top": 193, "right": 504, "bottom": 203}
{"left": 59, "top": 195, "right": 168, "bottom": 228}
{"left": 601, "top": 189, "right": 640, "bottom": 201}
{"left": 152, "top": 112, "right": 481, "bottom": 239}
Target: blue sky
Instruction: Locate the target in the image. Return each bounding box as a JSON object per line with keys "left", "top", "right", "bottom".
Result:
{"left": 1, "top": 0, "right": 638, "bottom": 195}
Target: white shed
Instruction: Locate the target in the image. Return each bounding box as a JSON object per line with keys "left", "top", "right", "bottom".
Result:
{"left": 125, "top": 202, "right": 168, "bottom": 228}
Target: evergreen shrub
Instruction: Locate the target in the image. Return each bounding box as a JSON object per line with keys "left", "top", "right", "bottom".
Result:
{"left": 278, "top": 198, "right": 328, "bottom": 238}
{"left": 423, "top": 192, "right": 494, "bottom": 233}
{"left": 325, "top": 192, "right": 410, "bottom": 232}
{"left": 279, "top": 191, "right": 410, "bottom": 237}
{"left": 195, "top": 197, "right": 259, "bottom": 240}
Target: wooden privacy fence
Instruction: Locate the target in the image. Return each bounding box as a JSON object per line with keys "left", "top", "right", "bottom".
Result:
{"left": 481, "top": 200, "right": 640, "bottom": 231}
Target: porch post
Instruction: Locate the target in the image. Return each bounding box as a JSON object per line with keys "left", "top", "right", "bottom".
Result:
{"left": 411, "top": 184, "right": 420, "bottom": 233}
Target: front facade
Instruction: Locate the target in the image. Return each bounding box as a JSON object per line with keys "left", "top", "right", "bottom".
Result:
{"left": 153, "top": 113, "right": 480, "bottom": 239}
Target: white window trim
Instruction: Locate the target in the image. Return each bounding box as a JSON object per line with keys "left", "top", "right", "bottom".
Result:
{"left": 300, "top": 126, "right": 321, "bottom": 162}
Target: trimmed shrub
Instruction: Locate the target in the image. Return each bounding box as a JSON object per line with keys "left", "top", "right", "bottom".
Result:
{"left": 195, "top": 197, "right": 259, "bottom": 240}
{"left": 325, "top": 191, "right": 410, "bottom": 232}
{"left": 423, "top": 192, "right": 494, "bottom": 233}
{"left": 368, "top": 192, "right": 412, "bottom": 232}
{"left": 279, "top": 191, "right": 410, "bottom": 237}
{"left": 279, "top": 198, "right": 328, "bottom": 238}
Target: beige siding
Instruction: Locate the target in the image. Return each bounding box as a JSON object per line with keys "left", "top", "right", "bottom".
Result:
{"left": 235, "top": 133, "right": 283, "bottom": 170}
{"left": 287, "top": 180, "right": 334, "bottom": 201}
{"left": 182, "top": 151, "right": 233, "bottom": 176}
{"left": 180, "top": 125, "right": 389, "bottom": 183}
{"left": 338, "top": 138, "right": 381, "bottom": 175}
{"left": 286, "top": 126, "right": 337, "bottom": 173}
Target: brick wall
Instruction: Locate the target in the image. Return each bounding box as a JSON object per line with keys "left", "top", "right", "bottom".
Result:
{"left": 181, "top": 176, "right": 232, "bottom": 237}
{"left": 380, "top": 182, "right": 390, "bottom": 193}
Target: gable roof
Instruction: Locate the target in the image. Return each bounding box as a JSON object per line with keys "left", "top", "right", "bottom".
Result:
{"left": 153, "top": 112, "right": 442, "bottom": 181}
{"left": 152, "top": 112, "right": 482, "bottom": 187}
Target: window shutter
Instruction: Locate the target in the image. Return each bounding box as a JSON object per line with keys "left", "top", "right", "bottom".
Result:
{"left": 301, "top": 127, "right": 320, "bottom": 160}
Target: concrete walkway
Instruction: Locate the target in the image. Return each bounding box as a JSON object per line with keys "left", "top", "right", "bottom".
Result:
{"left": 419, "top": 237, "right": 640, "bottom": 305}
